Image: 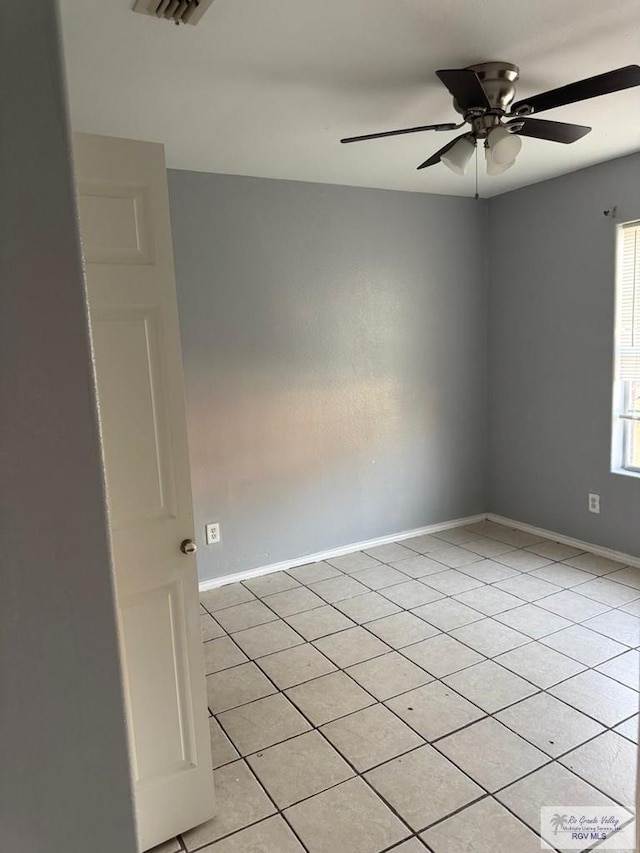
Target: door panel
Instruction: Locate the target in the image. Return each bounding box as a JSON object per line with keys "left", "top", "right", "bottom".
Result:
{"left": 91, "top": 308, "right": 176, "bottom": 527}
{"left": 74, "top": 133, "right": 214, "bottom": 851}
{"left": 78, "top": 181, "right": 153, "bottom": 264}
{"left": 120, "top": 580, "right": 195, "bottom": 784}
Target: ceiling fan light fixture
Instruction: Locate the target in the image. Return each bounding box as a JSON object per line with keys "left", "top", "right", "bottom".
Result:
{"left": 485, "top": 145, "right": 516, "bottom": 175}
{"left": 440, "top": 136, "right": 475, "bottom": 175}
{"left": 487, "top": 125, "right": 522, "bottom": 165}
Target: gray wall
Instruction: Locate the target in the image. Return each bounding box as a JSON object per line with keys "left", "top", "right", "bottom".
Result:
{"left": 169, "top": 171, "right": 488, "bottom": 582}
{"left": 0, "top": 3, "right": 137, "bottom": 851}
{"left": 488, "top": 153, "right": 640, "bottom": 556}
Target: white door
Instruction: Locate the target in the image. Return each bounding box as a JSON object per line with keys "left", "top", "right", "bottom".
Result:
{"left": 73, "top": 132, "right": 214, "bottom": 851}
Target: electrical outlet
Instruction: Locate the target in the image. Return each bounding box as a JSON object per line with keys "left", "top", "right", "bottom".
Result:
{"left": 588, "top": 493, "right": 600, "bottom": 514}
{"left": 205, "top": 522, "right": 220, "bottom": 545}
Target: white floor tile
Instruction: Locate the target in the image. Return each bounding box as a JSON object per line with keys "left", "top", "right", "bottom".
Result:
{"left": 494, "top": 603, "right": 572, "bottom": 639}
{"left": 347, "top": 650, "right": 433, "bottom": 700}
{"left": 309, "top": 574, "right": 369, "bottom": 604}
{"left": 476, "top": 527, "right": 545, "bottom": 548}
{"left": 256, "top": 643, "right": 337, "bottom": 689}
{"left": 386, "top": 680, "right": 485, "bottom": 740}
{"left": 541, "top": 624, "right": 628, "bottom": 666}
{"left": 436, "top": 717, "right": 547, "bottom": 791}
{"left": 451, "top": 618, "right": 530, "bottom": 657}
{"left": 583, "top": 609, "right": 640, "bottom": 646}
{"left": 493, "top": 574, "right": 561, "bottom": 603}
{"left": 243, "top": 571, "right": 301, "bottom": 597}
{"left": 247, "top": 730, "right": 353, "bottom": 808}
{"left": 494, "top": 642, "right": 586, "bottom": 688}
{"left": 402, "top": 634, "right": 485, "bottom": 677}
{"left": 403, "top": 533, "right": 450, "bottom": 553}
{"left": 351, "top": 564, "right": 412, "bottom": 590}
{"left": 536, "top": 588, "right": 611, "bottom": 621}
{"left": 206, "top": 662, "right": 276, "bottom": 713}
{"left": 284, "top": 777, "right": 409, "bottom": 853}
{"left": 524, "top": 541, "right": 584, "bottom": 561}
{"left": 201, "top": 613, "right": 225, "bottom": 641}
{"left": 209, "top": 716, "right": 239, "bottom": 769}
{"left": 496, "top": 692, "right": 604, "bottom": 757}
{"left": 454, "top": 585, "right": 523, "bottom": 616}
{"left": 456, "top": 559, "right": 519, "bottom": 583}
{"left": 549, "top": 670, "right": 638, "bottom": 726}
{"left": 231, "top": 619, "right": 304, "bottom": 659}
{"left": 365, "top": 745, "right": 483, "bottom": 830}
{"left": 421, "top": 797, "right": 542, "bottom": 853}
{"left": 572, "top": 577, "right": 640, "bottom": 607}
{"left": 200, "top": 583, "right": 256, "bottom": 613}
{"left": 287, "top": 561, "right": 342, "bottom": 584}
{"left": 182, "top": 760, "right": 275, "bottom": 849}
{"left": 606, "top": 565, "right": 640, "bottom": 590}
{"left": 203, "top": 636, "right": 248, "bottom": 674}
{"left": 285, "top": 671, "right": 374, "bottom": 725}
{"left": 321, "top": 703, "right": 424, "bottom": 771}
{"left": 559, "top": 731, "right": 637, "bottom": 808}
{"left": 389, "top": 554, "right": 454, "bottom": 578}
{"left": 200, "top": 815, "right": 305, "bottom": 852}
{"left": 433, "top": 526, "right": 481, "bottom": 545}
{"left": 620, "top": 598, "right": 640, "bottom": 617}
{"left": 410, "top": 598, "right": 483, "bottom": 631}
{"left": 496, "top": 763, "right": 623, "bottom": 848}
{"left": 417, "top": 569, "right": 483, "bottom": 595}
{"left": 528, "top": 563, "right": 596, "bottom": 588}
{"left": 563, "top": 553, "right": 629, "bottom": 575}
{"left": 494, "top": 550, "right": 553, "bottom": 571}
{"left": 333, "top": 591, "right": 402, "bottom": 623}
{"left": 443, "top": 659, "right": 537, "bottom": 712}
{"left": 217, "top": 692, "right": 311, "bottom": 756}
{"left": 380, "top": 580, "right": 445, "bottom": 608}
{"left": 595, "top": 649, "right": 640, "bottom": 690}
{"left": 428, "top": 546, "right": 483, "bottom": 569}
{"left": 364, "top": 542, "right": 417, "bottom": 563}
{"left": 147, "top": 838, "right": 181, "bottom": 853}
{"left": 214, "top": 600, "right": 278, "bottom": 633}
{"left": 285, "top": 605, "right": 356, "bottom": 640}
{"left": 313, "top": 626, "right": 391, "bottom": 668}
{"left": 365, "top": 611, "right": 440, "bottom": 648}
{"left": 325, "top": 551, "right": 382, "bottom": 573}
{"left": 614, "top": 715, "right": 638, "bottom": 744}
{"left": 460, "top": 538, "right": 518, "bottom": 558}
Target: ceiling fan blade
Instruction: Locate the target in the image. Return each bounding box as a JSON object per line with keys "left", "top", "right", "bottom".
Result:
{"left": 417, "top": 133, "right": 470, "bottom": 170}
{"left": 436, "top": 68, "right": 491, "bottom": 111}
{"left": 511, "top": 65, "right": 640, "bottom": 115}
{"left": 340, "top": 122, "right": 459, "bottom": 144}
{"left": 507, "top": 117, "right": 591, "bottom": 143}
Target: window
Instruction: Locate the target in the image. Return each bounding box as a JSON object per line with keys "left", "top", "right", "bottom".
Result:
{"left": 612, "top": 220, "right": 640, "bottom": 474}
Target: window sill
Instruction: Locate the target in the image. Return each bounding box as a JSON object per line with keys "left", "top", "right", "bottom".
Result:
{"left": 611, "top": 466, "right": 640, "bottom": 479}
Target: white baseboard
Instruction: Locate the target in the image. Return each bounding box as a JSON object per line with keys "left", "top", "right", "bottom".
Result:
{"left": 198, "top": 513, "right": 487, "bottom": 592}
{"left": 487, "top": 513, "right": 640, "bottom": 570}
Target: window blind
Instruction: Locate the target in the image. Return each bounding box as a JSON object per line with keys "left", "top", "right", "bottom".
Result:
{"left": 618, "top": 221, "right": 640, "bottom": 382}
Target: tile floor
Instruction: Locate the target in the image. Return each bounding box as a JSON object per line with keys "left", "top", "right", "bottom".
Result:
{"left": 155, "top": 520, "right": 639, "bottom": 853}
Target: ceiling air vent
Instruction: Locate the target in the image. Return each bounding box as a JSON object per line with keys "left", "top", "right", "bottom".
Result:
{"left": 132, "top": 0, "right": 215, "bottom": 25}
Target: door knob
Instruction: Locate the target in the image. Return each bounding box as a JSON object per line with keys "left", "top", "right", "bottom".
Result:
{"left": 180, "top": 539, "right": 197, "bottom": 555}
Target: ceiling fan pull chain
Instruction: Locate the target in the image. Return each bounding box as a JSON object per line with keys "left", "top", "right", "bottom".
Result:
{"left": 475, "top": 141, "right": 479, "bottom": 200}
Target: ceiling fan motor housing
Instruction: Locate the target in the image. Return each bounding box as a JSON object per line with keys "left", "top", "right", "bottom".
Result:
{"left": 460, "top": 62, "right": 520, "bottom": 114}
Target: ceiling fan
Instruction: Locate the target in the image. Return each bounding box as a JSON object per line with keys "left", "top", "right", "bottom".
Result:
{"left": 340, "top": 63, "right": 640, "bottom": 176}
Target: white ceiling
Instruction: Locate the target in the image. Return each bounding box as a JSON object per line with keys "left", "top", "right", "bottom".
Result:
{"left": 60, "top": 0, "right": 640, "bottom": 198}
